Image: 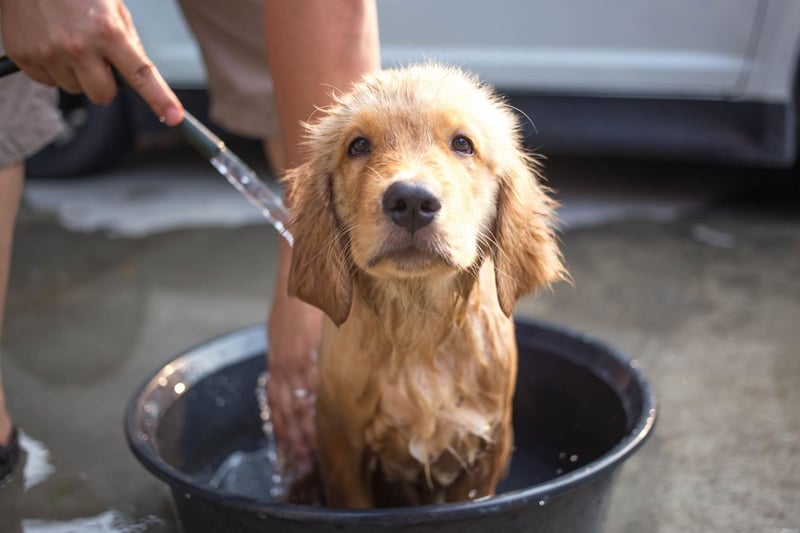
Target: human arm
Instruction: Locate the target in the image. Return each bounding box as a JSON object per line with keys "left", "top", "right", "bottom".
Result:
{"left": 263, "top": 0, "right": 380, "bottom": 476}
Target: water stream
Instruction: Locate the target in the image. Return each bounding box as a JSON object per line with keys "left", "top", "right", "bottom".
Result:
{"left": 209, "top": 148, "right": 293, "bottom": 245}
{"left": 207, "top": 372, "right": 286, "bottom": 500}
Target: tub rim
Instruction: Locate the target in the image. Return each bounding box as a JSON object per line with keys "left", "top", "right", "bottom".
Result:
{"left": 125, "top": 318, "right": 657, "bottom": 525}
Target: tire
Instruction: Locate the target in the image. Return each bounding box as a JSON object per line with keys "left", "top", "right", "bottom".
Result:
{"left": 25, "top": 91, "right": 133, "bottom": 177}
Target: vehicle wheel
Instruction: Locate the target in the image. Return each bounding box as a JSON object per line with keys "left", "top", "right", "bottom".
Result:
{"left": 25, "top": 91, "right": 133, "bottom": 177}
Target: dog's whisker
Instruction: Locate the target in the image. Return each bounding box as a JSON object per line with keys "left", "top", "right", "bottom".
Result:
{"left": 507, "top": 103, "right": 538, "bottom": 136}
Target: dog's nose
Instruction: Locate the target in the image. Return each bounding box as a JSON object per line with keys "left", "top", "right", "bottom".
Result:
{"left": 382, "top": 182, "right": 442, "bottom": 233}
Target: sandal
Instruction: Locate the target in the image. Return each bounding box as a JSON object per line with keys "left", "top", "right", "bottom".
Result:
{"left": 0, "top": 426, "right": 20, "bottom": 485}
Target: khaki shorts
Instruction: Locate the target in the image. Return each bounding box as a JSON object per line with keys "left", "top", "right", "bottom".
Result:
{"left": 177, "top": 0, "right": 279, "bottom": 139}
{"left": 0, "top": 0, "right": 277, "bottom": 169}
{"left": 0, "top": 39, "right": 63, "bottom": 169}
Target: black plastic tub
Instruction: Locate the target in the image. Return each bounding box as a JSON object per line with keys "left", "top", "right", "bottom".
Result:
{"left": 125, "top": 319, "right": 656, "bottom": 533}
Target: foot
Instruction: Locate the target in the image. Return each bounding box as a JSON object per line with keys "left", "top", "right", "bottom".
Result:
{"left": 0, "top": 425, "right": 20, "bottom": 484}
{"left": 0, "top": 405, "right": 19, "bottom": 484}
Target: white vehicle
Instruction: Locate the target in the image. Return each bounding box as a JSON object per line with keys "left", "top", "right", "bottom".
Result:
{"left": 27, "top": 0, "right": 800, "bottom": 175}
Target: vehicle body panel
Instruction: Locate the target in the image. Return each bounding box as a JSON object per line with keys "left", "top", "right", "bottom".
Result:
{"left": 124, "top": 0, "right": 800, "bottom": 166}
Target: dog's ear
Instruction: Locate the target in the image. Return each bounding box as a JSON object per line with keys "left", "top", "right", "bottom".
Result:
{"left": 283, "top": 162, "right": 353, "bottom": 326}
{"left": 492, "top": 152, "right": 566, "bottom": 316}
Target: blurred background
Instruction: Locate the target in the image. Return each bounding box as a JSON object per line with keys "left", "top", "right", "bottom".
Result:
{"left": 26, "top": 0, "right": 800, "bottom": 176}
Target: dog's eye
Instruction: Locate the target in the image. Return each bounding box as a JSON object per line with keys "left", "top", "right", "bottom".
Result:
{"left": 451, "top": 135, "right": 474, "bottom": 155}
{"left": 348, "top": 137, "right": 371, "bottom": 156}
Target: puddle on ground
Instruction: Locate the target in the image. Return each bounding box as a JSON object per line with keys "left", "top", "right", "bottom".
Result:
{"left": 0, "top": 432, "right": 169, "bottom": 533}
{"left": 22, "top": 510, "right": 163, "bottom": 533}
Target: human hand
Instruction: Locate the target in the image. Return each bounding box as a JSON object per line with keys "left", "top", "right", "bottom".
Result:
{"left": 0, "top": 0, "right": 183, "bottom": 125}
{"left": 267, "top": 240, "right": 323, "bottom": 480}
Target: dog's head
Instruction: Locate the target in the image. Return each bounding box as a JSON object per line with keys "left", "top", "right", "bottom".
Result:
{"left": 284, "top": 64, "right": 565, "bottom": 326}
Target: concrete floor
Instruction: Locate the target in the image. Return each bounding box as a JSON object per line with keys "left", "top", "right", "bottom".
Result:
{"left": 0, "top": 143, "right": 798, "bottom": 532}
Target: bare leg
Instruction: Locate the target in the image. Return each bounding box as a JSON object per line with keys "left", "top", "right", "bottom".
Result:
{"left": 263, "top": 138, "right": 284, "bottom": 173}
{"left": 0, "top": 162, "right": 24, "bottom": 446}
{"left": 263, "top": 0, "right": 380, "bottom": 478}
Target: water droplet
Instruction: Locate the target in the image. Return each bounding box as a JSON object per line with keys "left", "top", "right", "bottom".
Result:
{"left": 558, "top": 451, "right": 566, "bottom": 460}
{"left": 173, "top": 382, "right": 186, "bottom": 394}
{"left": 569, "top": 454, "right": 579, "bottom": 463}
{"left": 184, "top": 492, "right": 191, "bottom": 499}
{"left": 215, "top": 396, "right": 226, "bottom": 407}
{"left": 538, "top": 496, "right": 549, "bottom": 506}
{"left": 555, "top": 468, "right": 564, "bottom": 475}
{"left": 468, "top": 489, "right": 477, "bottom": 499}
{"left": 157, "top": 377, "right": 168, "bottom": 387}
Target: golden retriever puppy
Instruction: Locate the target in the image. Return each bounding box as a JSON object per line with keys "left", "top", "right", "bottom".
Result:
{"left": 283, "top": 64, "right": 565, "bottom": 508}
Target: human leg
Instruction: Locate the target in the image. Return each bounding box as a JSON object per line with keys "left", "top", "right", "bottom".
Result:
{"left": 174, "top": 0, "right": 379, "bottom": 480}
{"left": 0, "top": 162, "right": 23, "bottom": 461}
{"left": 262, "top": 0, "right": 380, "bottom": 477}
{"left": 0, "top": 35, "right": 62, "bottom": 477}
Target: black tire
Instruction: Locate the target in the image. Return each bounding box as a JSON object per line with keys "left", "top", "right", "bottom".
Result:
{"left": 25, "top": 91, "right": 133, "bottom": 177}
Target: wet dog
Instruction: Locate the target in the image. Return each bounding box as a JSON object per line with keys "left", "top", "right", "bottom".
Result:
{"left": 283, "top": 64, "right": 565, "bottom": 507}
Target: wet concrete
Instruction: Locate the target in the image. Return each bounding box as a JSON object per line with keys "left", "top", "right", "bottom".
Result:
{"left": 1, "top": 144, "right": 799, "bottom": 532}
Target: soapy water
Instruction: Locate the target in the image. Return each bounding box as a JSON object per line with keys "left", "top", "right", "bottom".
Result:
{"left": 201, "top": 346, "right": 621, "bottom": 502}
{"left": 207, "top": 447, "right": 282, "bottom": 500}
{"left": 208, "top": 372, "right": 286, "bottom": 500}
{"left": 206, "top": 371, "right": 582, "bottom": 502}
